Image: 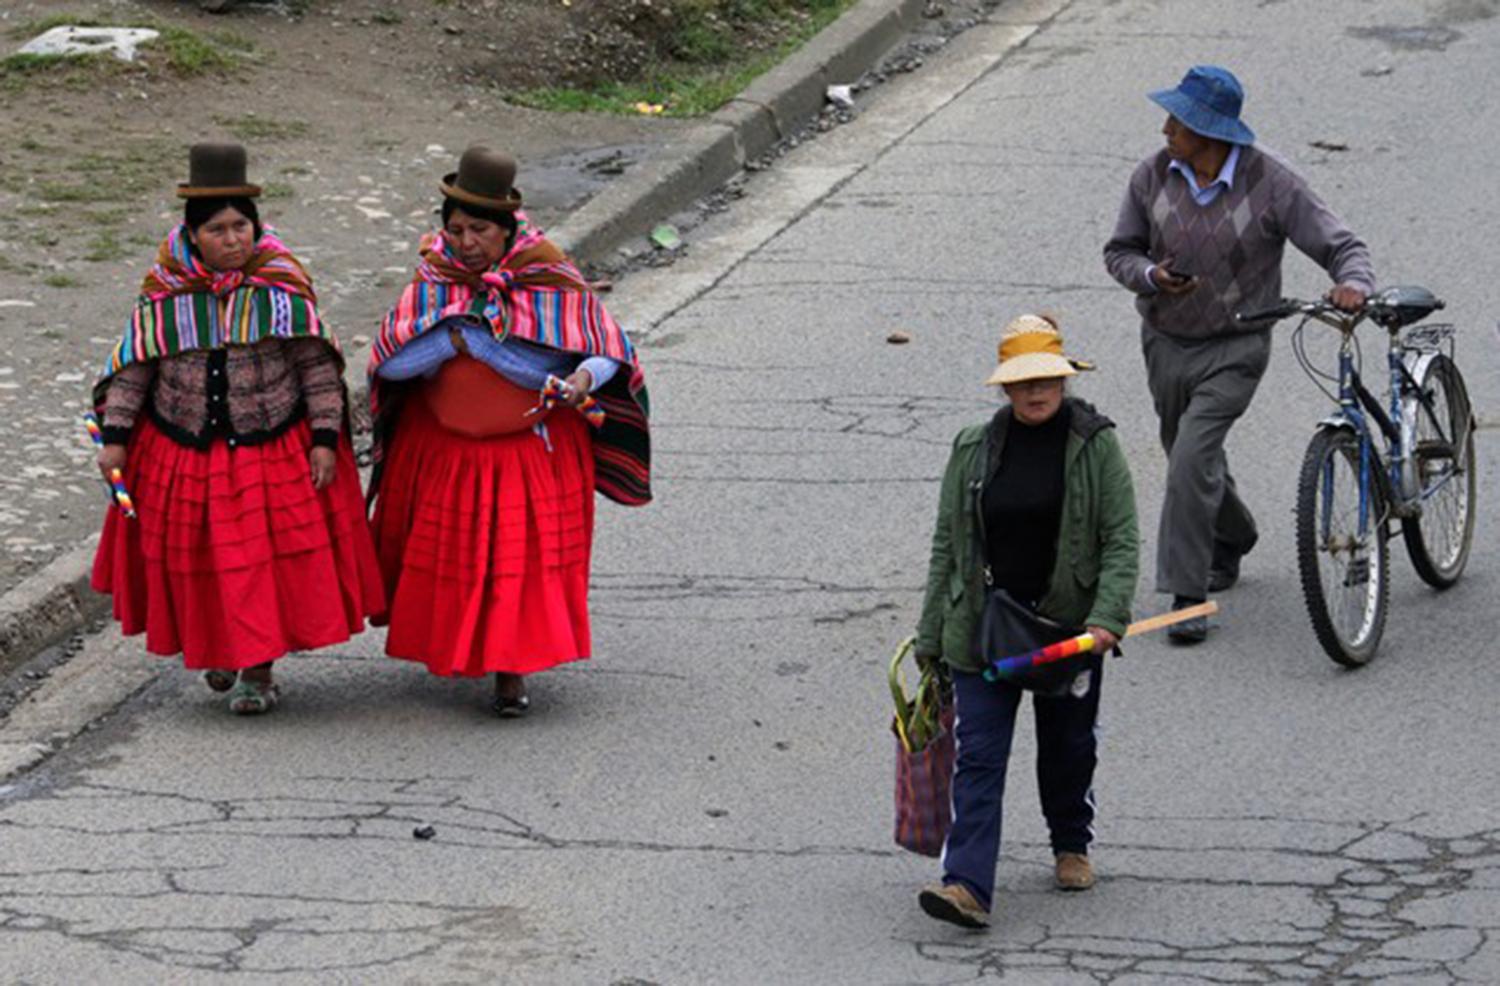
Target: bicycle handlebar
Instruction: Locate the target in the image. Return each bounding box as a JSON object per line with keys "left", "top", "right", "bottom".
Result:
{"left": 1234, "top": 297, "right": 1362, "bottom": 327}
{"left": 1234, "top": 300, "right": 1309, "bottom": 323}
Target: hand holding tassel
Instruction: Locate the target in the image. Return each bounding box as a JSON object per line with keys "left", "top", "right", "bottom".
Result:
{"left": 84, "top": 413, "right": 138, "bottom": 518}
{"left": 530, "top": 373, "right": 606, "bottom": 428}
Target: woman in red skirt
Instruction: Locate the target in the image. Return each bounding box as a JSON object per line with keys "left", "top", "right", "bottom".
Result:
{"left": 368, "top": 146, "right": 651, "bottom": 716}
{"left": 91, "top": 143, "right": 385, "bottom": 714}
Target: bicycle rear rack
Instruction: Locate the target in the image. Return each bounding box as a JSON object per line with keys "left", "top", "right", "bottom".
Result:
{"left": 1401, "top": 322, "right": 1455, "bottom": 351}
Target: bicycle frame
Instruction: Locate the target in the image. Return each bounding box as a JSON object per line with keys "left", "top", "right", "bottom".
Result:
{"left": 1311, "top": 314, "right": 1450, "bottom": 534}
{"left": 1314, "top": 322, "right": 1396, "bottom": 549}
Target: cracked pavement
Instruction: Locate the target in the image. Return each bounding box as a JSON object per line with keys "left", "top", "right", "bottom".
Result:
{"left": 4, "top": 0, "right": 1500, "bottom": 982}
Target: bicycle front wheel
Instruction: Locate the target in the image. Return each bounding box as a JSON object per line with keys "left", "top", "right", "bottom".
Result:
{"left": 1296, "top": 427, "right": 1389, "bottom": 667}
{"left": 1402, "top": 355, "right": 1477, "bottom": 588}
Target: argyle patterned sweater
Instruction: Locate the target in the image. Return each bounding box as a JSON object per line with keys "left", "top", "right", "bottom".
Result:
{"left": 1104, "top": 145, "right": 1375, "bottom": 340}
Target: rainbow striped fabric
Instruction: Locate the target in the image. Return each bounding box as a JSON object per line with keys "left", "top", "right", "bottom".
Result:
{"left": 369, "top": 215, "right": 651, "bottom": 506}
{"left": 96, "top": 225, "right": 336, "bottom": 400}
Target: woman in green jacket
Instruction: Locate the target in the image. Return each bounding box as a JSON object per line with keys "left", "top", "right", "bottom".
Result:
{"left": 914, "top": 315, "right": 1139, "bottom": 929}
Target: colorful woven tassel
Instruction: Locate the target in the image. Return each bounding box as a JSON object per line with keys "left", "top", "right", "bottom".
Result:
{"left": 83, "top": 413, "right": 138, "bottom": 518}
{"left": 108, "top": 468, "right": 137, "bottom": 518}
{"left": 531, "top": 374, "right": 606, "bottom": 428}
{"left": 983, "top": 633, "right": 1097, "bottom": 682}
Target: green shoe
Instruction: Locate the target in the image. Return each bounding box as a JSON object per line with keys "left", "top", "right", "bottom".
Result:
{"left": 228, "top": 679, "right": 279, "bottom": 715}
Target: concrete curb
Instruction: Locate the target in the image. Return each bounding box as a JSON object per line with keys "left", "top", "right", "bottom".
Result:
{"left": 0, "top": 0, "right": 918, "bottom": 683}
{"left": 550, "top": 0, "right": 926, "bottom": 264}
{"left": 0, "top": 535, "right": 104, "bottom": 677}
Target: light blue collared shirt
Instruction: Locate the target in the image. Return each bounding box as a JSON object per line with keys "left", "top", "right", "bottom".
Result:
{"left": 1168, "top": 142, "right": 1241, "bottom": 206}
{"left": 1143, "top": 144, "right": 1242, "bottom": 291}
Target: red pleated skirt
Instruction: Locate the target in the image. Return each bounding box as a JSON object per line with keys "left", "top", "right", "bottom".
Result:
{"left": 91, "top": 418, "right": 386, "bottom": 670}
{"left": 371, "top": 395, "right": 595, "bottom": 677}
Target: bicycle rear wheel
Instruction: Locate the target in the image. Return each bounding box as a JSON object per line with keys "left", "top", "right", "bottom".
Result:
{"left": 1296, "top": 427, "right": 1389, "bottom": 667}
{"left": 1402, "top": 355, "right": 1476, "bottom": 588}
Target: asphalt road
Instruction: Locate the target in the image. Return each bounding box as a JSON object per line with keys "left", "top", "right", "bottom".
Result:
{"left": 2, "top": 0, "right": 1498, "bottom": 983}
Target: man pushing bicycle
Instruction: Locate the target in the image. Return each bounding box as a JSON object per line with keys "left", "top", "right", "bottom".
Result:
{"left": 1103, "top": 65, "right": 1375, "bottom": 643}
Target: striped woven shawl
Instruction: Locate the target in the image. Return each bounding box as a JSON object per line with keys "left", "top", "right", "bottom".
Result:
{"left": 95, "top": 225, "right": 338, "bottom": 406}
{"left": 369, "top": 216, "right": 651, "bottom": 506}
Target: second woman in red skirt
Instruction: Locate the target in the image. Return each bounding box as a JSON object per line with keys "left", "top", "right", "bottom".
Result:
{"left": 91, "top": 143, "right": 385, "bottom": 715}
{"left": 368, "top": 146, "right": 651, "bottom": 716}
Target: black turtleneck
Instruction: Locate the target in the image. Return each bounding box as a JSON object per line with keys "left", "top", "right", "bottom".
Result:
{"left": 982, "top": 403, "right": 1070, "bottom": 604}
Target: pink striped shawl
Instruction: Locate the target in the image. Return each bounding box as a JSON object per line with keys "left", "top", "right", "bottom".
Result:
{"left": 367, "top": 217, "right": 651, "bottom": 506}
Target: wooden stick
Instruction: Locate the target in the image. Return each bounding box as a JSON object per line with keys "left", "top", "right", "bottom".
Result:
{"left": 1123, "top": 600, "right": 1218, "bottom": 637}
{"left": 985, "top": 600, "right": 1221, "bottom": 681}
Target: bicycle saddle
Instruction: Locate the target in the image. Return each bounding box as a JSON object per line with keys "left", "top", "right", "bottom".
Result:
{"left": 1367, "top": 285, "right": 1445, "bottom": 329}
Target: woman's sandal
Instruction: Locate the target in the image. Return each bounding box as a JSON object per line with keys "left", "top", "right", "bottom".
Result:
{"left": 228, "top": 678, "right": 280, "bottom": 715}
{"left": 203, "top": 670, "right": 237, "bottom": 693}
{"left": 492, "top": 693, "right": 530, "bottom": 718}
{"left": 493, "top": 673, "right": 530, "bottom": 719}
{"left": 492, "top": 693, "right": 530, "bottom": 719}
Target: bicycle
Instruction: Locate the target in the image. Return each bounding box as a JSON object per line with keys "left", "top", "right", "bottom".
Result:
{"left": 1235, "top": 286, "right": 1477, "bottom": 667}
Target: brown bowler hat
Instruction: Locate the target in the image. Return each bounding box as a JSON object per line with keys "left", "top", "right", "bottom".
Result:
{"left": 440, "top": 146, "right": 523, "bottom": 212}
{"left": 177, "top": 143, "right": 262, "bottom": 199}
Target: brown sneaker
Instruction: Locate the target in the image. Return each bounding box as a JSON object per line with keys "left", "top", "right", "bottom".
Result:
{"left": 917, "top": 882, "right": 990, "bottom": 929}
{"left": 1054, "top": 852, "right": 1095, "bottom": 891}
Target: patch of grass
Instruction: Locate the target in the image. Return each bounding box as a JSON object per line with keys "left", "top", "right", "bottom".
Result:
{"left": 84, "top": 230, "right": 128, "bottom": 262}
{"left": 209, "top": 30, "right": 255, "bottom": 54}
{"left": 156, "top": 25, "right": 237, "bottom": 74}
{"left": 40, "top": 137, "right": 182, "bottom": 204}
{"left": 3, "top": 15, "right": 251, "bottom": 88}
{"left": 0, "top": 52, "right": 97, "bottom": 91}
{"left": 214, "top": 115, "right": 310, "bottom": 141}
{"left": 38, "top": 182, "right": 114, "bottom": 203}
{"left": 261, "top": 182, "right": 295, "bottom": 200}
{"left": 13, "top": 13, "right": 111, "bottom": 37}
{"left": 508, "top": 0, "right": 853, "bottom": 117}
{"left": 372, "top": 10, "right": 404, "bottom": 25}
{"left": 281, "top": 164, "right": 312, "bottom": 176}
{"left": 44, "top": 273, "right": 82, "bottom": 289}
{"left": 0, "top": 55, "right": 131, "bottom": 97}
{"left": 83, "top": 207, "right": 132, "bottom": 226}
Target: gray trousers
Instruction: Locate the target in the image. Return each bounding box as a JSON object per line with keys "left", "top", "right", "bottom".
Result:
{"left": 1141, "top": 326, "right": 1271, "bottom": 598}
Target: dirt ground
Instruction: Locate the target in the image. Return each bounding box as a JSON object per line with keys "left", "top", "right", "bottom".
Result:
{"left": 0, "top": 0, "right": 988, "bottom": 594}
{"left": 0, "top": 0, "right": 704, "bottom": 592}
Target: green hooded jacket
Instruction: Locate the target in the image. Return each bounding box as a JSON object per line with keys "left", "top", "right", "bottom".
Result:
{"left": 914, "top": 398, "right": 1140, "bottom": 673}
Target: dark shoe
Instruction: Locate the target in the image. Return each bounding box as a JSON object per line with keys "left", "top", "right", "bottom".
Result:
{"left": 1209, "top": 531, "right": 1258, "bottom": 592}
{"left": 203, "top": 670, "right": 237, "bottom": 693}
{"left": 1167, "top": 596, "right": 1209, "bottom": 645}
{"left": 493, "top": 673, "right": 530, "bottom": 718}
{"left": 492, "top": 694, "right": 531, "bottom": 719}
{"left": 1207, "top": 553, "right": 1241, "bottom": 592}
{"left": 1054, "top": 852, "right": 1095, "bottom": 891}
{"left": 918, "top": 882, "right": 990, "bottom": 929}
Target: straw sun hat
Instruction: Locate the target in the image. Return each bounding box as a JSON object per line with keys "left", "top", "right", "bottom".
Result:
{"left": 984, "top": 314, "right": 1094, "bottom": 386}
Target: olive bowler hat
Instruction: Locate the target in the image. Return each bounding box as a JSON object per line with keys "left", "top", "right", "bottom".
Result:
{"left": 984, "top": 315, "right": 1094, "bottom": 386}
{"left": 440, "top": 146, "right": 523, "bottom": 212}
{"left": 177, "top": 142, "right": 262, "bottom": 199}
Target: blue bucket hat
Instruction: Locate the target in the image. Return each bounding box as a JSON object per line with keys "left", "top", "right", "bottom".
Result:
{"left": 1148, "top": 65, "right": 1255, "bottom": 145}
